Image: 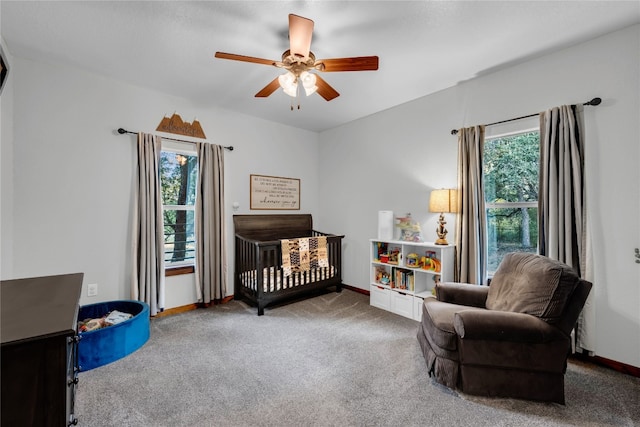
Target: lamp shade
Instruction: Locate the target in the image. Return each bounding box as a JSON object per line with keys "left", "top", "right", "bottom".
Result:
{"left": 429, "top": 189, "right": 458, "bottom": 213}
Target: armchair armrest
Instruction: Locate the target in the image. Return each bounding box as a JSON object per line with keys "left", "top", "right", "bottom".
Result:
{"left": 436, "top": 282, "right": 488, "bottom": 308}
{"left": 454, "top": 310, "right": 566, "bottom": 343}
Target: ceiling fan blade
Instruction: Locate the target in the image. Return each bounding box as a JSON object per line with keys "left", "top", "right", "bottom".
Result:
{"left": 289, "top": 14, "right": 314, "bottom": 59}
{"left": 255, "top": 77, "right": 281, "bottom": 98}
{"left": 315, "top": 75, "right": 340, "bottom": 101}
{"left": 215, "top": 52, "right": 276, "bottom": 66}
{"left": 317, "top": 56, "right": 379, "bottom": 72}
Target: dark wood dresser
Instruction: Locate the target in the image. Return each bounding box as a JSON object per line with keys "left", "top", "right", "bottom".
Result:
{"left": 1, "top": 273, "right": 84, "bottom": 427}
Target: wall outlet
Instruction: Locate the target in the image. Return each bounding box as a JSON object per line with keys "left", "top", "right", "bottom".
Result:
{"left": 87, "top": 283, "right": 98, "bottom": 297}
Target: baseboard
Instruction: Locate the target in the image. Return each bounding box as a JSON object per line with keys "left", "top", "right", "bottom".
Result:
{"left": 571, "top": 352, "right": 640, "bottom": 378}
{"left": 153, "top": 303, "right": 199, "bottom": 318}
{"left": 343, "top": 284, "right": 370, "bottom": 296}
{"left": 153, "top": 295, "right": 234, "bottom": 318}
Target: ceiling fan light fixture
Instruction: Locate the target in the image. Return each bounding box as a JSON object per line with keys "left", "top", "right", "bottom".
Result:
{"left": 304, "top": 85, "right": 318, "bottom": 97}
{"left": 278, "top": 71, "right": 298, "bottom": 97}
{"left": 300, "top": 71, "right": 318, "bottom": 96}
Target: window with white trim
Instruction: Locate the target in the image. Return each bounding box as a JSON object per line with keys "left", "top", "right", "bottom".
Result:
{"left": 160, "top": 142, "right": 198, "bottom": 268}
{"left": 483, "top": 128, "right": 540, "bottom": 275}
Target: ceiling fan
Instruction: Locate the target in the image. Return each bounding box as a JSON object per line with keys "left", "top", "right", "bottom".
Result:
{"left": 214, "top": 14, "right": 379, "bottom": 106}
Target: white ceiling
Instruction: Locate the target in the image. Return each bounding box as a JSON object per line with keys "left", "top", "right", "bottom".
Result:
{"left": 2, "top": 1, "right": 639, "bottom": 133}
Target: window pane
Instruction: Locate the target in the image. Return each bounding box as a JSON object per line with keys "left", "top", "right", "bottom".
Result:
{"left": 486, "top": 207, "right": 538, "bottom": 273}
{"left": 160, "top": 152, "right": 198, "bottom": 206}
{"left": 163, "top": 209, "right": 195, "bottom": 264}
{"left": 161, "top": 150, "right": 197, "bottom": 267}
{"left": 484, "top": 132, "right": 539, "bottom": 204}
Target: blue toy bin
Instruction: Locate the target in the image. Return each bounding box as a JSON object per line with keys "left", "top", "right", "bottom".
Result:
{"left": 77, "top": 300, "right": 150, "bottom": 371}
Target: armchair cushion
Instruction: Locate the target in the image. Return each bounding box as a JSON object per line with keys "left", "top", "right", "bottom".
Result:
{"left": 423, "top": 300, "right": 485, "bottom": 351}
{"left": 454, "top": 310, "right": 567, "bottom": 343}
{"left": 436, "top": 282, "right": 489, "bottom": 308}
{"left": 486, "top": 252, "right": 580, "bottom": 323}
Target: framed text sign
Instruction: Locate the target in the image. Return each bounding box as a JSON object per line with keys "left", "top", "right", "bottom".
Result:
{"left": 250, "top": 174, "right": 300, "bottom": 210}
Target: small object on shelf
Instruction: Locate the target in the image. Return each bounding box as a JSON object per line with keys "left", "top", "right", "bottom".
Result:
{"left": 395, "top": 213, "right": 423, "bottom": 242}
{"left": 420, "top": 252, "right": 441, "bottom": 272}
{"left": 388, "top": 247, "right": 400, "bottom": 265}
{"left": 375, "top": 266, "right": 390, "bottom": 286}
{"left": 376, "top": 242, "right": 388, "bottom": 261}
{"left": 380, "top": 253, "right": 389, "bottom": 263}
{"left": 406, "top": 253, "right": 419, "bottom": 267}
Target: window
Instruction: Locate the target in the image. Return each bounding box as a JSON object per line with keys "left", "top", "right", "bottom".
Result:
{"left": 160, "top": 145, "right": 198, "bottom": 268}
{"left": 483, "top": 130, "right": 540, "bottom": 274}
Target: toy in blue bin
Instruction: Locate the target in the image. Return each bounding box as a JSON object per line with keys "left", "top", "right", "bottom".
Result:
{"left": 77, "top": 300, "right": 150, "bottom": 371}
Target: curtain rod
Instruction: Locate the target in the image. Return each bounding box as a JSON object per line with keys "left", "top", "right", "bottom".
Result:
{"left": 117, "top": 128, "right": 234, "bottom": 151}
{"left": 450, "top": 97, "right": 602, "bottom": 136}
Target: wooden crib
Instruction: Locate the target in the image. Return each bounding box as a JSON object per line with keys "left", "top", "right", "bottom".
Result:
{"left": 233, "top": 214, "right": 344, "bottom": 315}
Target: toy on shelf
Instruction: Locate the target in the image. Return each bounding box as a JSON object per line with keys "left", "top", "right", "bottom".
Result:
{"left": 406, "top": 253, "right": 419, "bottom": 268}
{"left": 420, "top": 251, "right": 442, "bottom": 272}
{"left": 395, "top": 213, "right": 423, "bottom": 242}
{"left": 376, "top": 242, "right": 388, "bottom": 261}
{"left": 388, "top": 247, "right": 400, "bottom": 265}
{"left": 375, "top": 266, "right": 391, "bottom": 285}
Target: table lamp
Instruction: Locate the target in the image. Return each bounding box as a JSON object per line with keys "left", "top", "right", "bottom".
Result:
{"left": 429, "top": 189, "right": 458, "bottom": 245}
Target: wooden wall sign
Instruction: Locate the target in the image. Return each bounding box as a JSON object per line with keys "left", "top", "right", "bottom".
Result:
{"left": 156, "top": 113, "right": 206, "bottom": 139}
{"left": 250, "top": 174, "right": 300, "bottom": 210}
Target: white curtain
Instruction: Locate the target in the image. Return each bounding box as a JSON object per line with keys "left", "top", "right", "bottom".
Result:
{"left": 131, "top": 132, "right": 165, "bottom": 316}
{"left": 539, "top": 105, "right": 594, "bottom": 352}
{"left": 195, "top": 142, "right": 226, "bottom": 304}
{"left": 455, "top": 125, "right": 488, "bottom": 285}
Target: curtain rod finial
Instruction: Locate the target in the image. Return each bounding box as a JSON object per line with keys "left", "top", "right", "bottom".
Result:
{"left": 586, "top": 97, "right": 601, "bottom": 106}
{"left": 117, "top": 128, "right": 127, "bottom": 134}
{"left": 451, "top": 129, "right": 459, "bottom": 135}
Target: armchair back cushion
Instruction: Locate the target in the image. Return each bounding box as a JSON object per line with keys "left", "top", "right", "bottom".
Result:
{"left": 485, "top": 252, "right": 580, "bottom": 323}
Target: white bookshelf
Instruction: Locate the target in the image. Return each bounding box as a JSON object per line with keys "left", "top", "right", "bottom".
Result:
{"left": 369, "top": 239, "right": 455, "bottom": 321}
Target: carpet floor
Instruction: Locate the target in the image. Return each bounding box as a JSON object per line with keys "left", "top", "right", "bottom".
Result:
{"left": 75, "top": 289, "right": 640, "bottom": 426}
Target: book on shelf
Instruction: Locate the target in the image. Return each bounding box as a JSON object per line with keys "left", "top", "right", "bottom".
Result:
{"left": 393, "top": 268, "right": 414, "bottom": 291}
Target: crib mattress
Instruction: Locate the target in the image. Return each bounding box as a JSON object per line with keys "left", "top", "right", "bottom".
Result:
{"left": 240, "top": 266, "right": 336, "bottom": 292}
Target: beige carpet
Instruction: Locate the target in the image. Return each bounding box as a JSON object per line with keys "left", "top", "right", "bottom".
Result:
{"left": 75, "top": 289, "right": 640, "bottom": 426}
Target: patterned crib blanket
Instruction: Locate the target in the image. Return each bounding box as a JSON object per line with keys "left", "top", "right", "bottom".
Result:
{"left": 281, "top": 236, "right": 329, "bottom": 277}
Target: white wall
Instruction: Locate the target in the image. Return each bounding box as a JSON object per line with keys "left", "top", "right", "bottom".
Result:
{"left": 318, "top": 24, "right": 640, "bottom": 368}
{"left": 4, "top": 56, "right": 320, "bottom": 308}
{"left": 0, "top": 36, "right": 14, "bottom": 280}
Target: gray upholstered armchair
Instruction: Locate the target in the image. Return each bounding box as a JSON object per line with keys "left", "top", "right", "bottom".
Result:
{"left": 417, "top": 252, "right": 592, "bottom": 404}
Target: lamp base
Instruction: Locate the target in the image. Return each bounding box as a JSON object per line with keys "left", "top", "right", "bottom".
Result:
{"left": 435, "top": 212, "right": 449, "bottom": 245}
